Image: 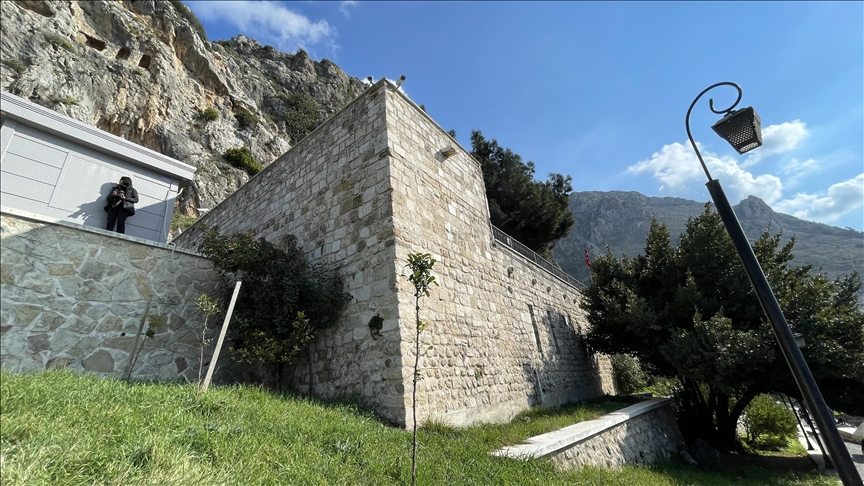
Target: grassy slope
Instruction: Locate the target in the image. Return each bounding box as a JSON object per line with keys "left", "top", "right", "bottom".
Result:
{"left": 0, "top": 371, "right": 836, "bottom": 485}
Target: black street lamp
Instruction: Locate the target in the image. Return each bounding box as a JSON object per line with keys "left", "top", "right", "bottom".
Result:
{"left": 686, "top": 82, "right": 862, "bottom": 486}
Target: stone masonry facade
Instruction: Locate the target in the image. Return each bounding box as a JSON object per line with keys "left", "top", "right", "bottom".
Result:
{"left": 174, "top": 79, "right": 614, "bottom": 427}
{"left": 549, "top": 402, "right": 683, "bottom": 469}
{"left": 1, "top": 209, "right": 219, "bottom": 380}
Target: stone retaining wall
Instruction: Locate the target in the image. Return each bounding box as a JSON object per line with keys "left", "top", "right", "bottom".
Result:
{"left": 551, "top": 400, "right": 682, "bottom": 469}
{"left": 1, "top": 208, "right": 219, "bottom": 380}
{"left": 384, "top": 88, "right": 614, "bottom": 426}
{"left": 495, "top": 398, "right": 683, "bottom": 469}
{"left": 172, "top": 82, "right": 406, "bottom": 423}
{"left": 172, "top": 80, "right": 613, "bottom": 427}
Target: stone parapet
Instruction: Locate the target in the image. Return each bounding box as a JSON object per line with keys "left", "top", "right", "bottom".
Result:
{"left": 1, "top": 208, "right": 218, "bottom": 381}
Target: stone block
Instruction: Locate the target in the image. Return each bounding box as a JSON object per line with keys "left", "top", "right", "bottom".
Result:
{"left": 27, "top": 333, "right": 51, "bottom": 352}
{"left": 12, "top": 304, "right": 42, "bottom": 326}
{"left": 76, "top": 280, "right": 112, "bottom": 302}
{"left": 82, "top": 349, "right": 115, "bottom": 372}
{"left": 67, "top": 336, "right": 100, "bottom": 358}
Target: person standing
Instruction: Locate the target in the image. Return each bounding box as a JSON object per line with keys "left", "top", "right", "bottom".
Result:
{"left": 104, "top": 176, "right": 138, "bottom": 234}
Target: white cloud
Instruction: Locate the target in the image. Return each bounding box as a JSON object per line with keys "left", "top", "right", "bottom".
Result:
{"left": 626, "top": 141, "right": 783, "bottom": 203}
{"left": 741, "top": 120, "right": 808, "bottom": 168}
{"left": 189, "top": 1, "right": 335, "bottom": 52}
{"left": 774, "top": 174, "right": 864, "bottom": 224}
{"left": 782, "top": 158, "right": 820, "bottom": 175}
{"left": 340, "top": 1, "right": 359, "bottom": 18}
{"left": 625, "top": 141, "right": 703, "bottom": 189}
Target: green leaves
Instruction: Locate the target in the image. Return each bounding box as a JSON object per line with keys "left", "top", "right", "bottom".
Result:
{"left": 470, "top": 131, "right": 574, "bottom": 258}
{"left": 197, "top": 226, "right": 350, "bottom": 370}
{"left": 406, "top": 253, "right": 438, "bottom": 299}
{"left": 581, "top": 204, "right": 864, "bottom": 445}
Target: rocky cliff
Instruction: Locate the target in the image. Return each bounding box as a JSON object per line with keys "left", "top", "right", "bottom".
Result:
{"left": 554, "top": 191, "right": 864, "bottom": 294}
{"left": 0, "top": 0, "right": 366, "bottom": 220}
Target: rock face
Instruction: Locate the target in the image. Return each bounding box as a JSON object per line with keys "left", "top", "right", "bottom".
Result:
{"left": 0, "top": 0, "right": 366, "bottom": 217}
{"left": 555, "top": 191, "right": 864, "bottom": 297}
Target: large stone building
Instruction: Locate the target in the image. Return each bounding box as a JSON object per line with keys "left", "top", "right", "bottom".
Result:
{"left": 174, "top": 79, "right": 614, "bottom": 427}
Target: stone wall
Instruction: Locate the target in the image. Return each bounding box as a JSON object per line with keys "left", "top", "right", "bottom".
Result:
{"left": 1, "top": 208, "right": 219, "bottom": 380}
{"left": 383, "top": 89, "right": 613, "bottom": 426}
{"left": 549, "top": 400, "right": 683, "bottom": 469}
{"left": 173, "top": 82, "right": 408, "bottom": 424}
{"left": 172, "top": 79, "right": 613, "bottom": 427}
{"left": 494, "top": 398, "right": 683, "bottom": 469}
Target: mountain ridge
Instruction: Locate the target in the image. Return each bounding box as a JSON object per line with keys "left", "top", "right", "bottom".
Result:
{"left": 554, "top": 191, "right": 863, "bottom": 290}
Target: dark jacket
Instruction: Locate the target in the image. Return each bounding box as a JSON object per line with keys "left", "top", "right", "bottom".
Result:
{"left": 104, "top": 184, "right": 139, "bottom": 214}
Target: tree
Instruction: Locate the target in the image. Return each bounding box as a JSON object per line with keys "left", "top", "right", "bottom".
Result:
{"left": 470, "top": 130, "right": 574, "bottom": 258}
{"left": 197, "top": 226, "right": 351, "bottom": 386}
{"left": 405, "top": 253, "right": 437, "bottom": 486}
{"left": 581, "top": 205, "right": 864, "bottom": 449}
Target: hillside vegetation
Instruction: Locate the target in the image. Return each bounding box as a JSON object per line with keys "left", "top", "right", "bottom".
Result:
{"left": 0, "top": 371, "right": 834, "bottom": 485}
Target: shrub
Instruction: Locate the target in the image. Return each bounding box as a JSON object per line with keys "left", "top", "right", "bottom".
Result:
{"left": 202, "top": 106, "right": 219, "bottom": 121}
{"left": 197, "top": 227, "right": 351, "bottom": 386}
{"left": 224, "top": 146, "right": 262, "bottom": 176}
{"left": 3, "top": 58, "right": 26, "bottom": 75}
{"left": 51, "top": 96, "right": 78, "bottom": 106}
{"left": 742, "top": 394, "right": 798, "bottom": 450}
{"left": 277, "top": 91, "right": 321, "bottom": 142}
{"left": 234, "top": 111, "right": 259, "bottom": 130}
{"left": 610, "top": 354, "right": 650, "bottom": 395}
{"left": 44, "top": 33, "right": 76, "bottom": 53}
{"left": 170, "top": 214, "right": 199, "bottom": 231}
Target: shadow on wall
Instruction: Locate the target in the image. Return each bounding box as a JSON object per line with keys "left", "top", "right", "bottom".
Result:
{"left": 523, "top": 306, "right": 609, "bottom": 409}
{"left": 68, "top": 182, "right": 116, "bottom": 227}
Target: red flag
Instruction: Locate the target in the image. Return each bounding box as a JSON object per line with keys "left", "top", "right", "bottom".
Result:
{"left": 584, "top": 248, "right": 591, "bottom": 268}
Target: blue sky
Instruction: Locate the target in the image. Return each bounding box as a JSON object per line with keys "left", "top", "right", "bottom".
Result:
{"left": 185, "top": 1, "right": 864, "bottom": 231}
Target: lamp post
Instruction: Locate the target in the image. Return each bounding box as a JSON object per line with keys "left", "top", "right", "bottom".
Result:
{"left": 686, "top": 82, "right": 861, "bottom": 486}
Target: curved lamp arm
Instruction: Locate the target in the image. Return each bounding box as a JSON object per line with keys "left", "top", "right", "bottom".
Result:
{"left": 684, "top": 82, "right": 743, "bottom": 181}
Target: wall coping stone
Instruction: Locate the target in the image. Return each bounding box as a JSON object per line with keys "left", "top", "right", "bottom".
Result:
{"left": 1, "top": 206, "right": 204, "bottom": 257}
{"left": 492, "top": 398, "right": 672, "bottom": 459}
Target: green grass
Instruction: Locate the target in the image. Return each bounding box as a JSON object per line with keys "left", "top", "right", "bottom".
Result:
{"left": 0, "top": 370, "right": 836, "bottom": 486}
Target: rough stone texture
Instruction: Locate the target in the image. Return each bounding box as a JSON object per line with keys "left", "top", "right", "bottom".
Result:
{"left": 175, "top": 81, "right": 404, "bottom": 423}
{"left": 548, "top": 402, "right": 683, "bottom": 469}
{"left": 1, "top": 0, "right": 366, "bottom": 219}
{"left": 174, "top": 80, "right": 614, "bottom": 427}
{"left": 1, "top": 211, "right": 219, "bottom": 381}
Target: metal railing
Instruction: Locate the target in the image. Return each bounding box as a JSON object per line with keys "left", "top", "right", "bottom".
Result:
{"left": 490, "top": 225, "right": 587, "bottom": 292}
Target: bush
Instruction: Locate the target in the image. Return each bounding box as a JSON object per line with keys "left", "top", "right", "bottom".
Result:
{"left": 742, "top": 394, "right": 798, "bottom": 450}
{"left": 235, "top": 111, "right": 259, "bottom": 130}
{"left": 224, "top": 146, "right": 262, "bottom": 176}
{"left": 44, "top": 33, "right": 76, "bottom": 53}
{"left": 202, "top": 107, "right": 219, "bottom": 121}
{"left": 198, "top": 227, "right": 351, "bottom": 385}
{"left": 610, "top": 354, "right": 650, "bottom": 395}
{"left": 277, "top": 91, "right": 321, "bottom": 142}
{"left": 170, "top": 214, "right": 199, "bottom": 231}
{"left": 3, "top": 58, "right": 26, "bottom": 75}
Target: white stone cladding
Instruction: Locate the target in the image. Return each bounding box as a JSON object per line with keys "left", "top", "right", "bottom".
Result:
{"left": 1, "top": 209, "right": 218, "bottom": 380}
{"left": 173, "top": 80, "right": 614, "bottom": 427}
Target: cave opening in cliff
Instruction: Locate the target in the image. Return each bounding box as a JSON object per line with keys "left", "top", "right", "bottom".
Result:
{"left": 115, "top": 47, "right": 130, "bottom": 60}
{"left": 84, "top": 34, "right": 106, "bottom": 51}
{"left": 137, "top": 54, "right": 151, "bottom": 69}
